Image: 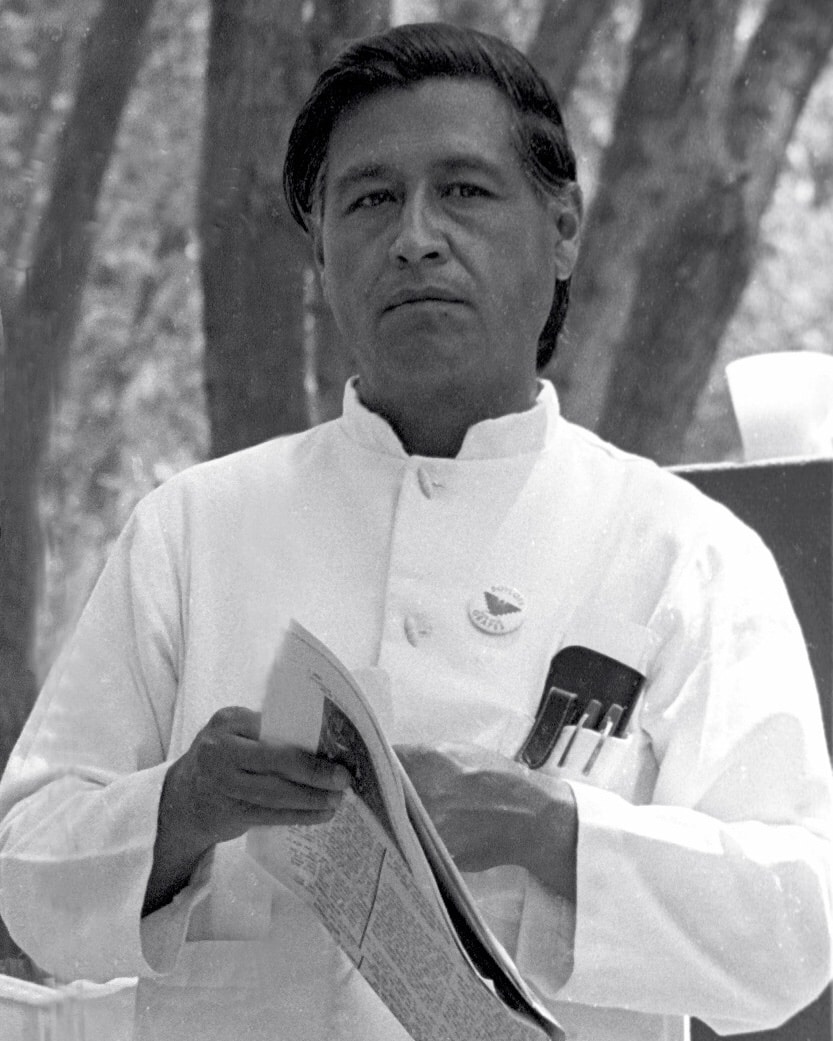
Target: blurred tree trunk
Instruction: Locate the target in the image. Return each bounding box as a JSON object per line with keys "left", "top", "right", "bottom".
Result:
{"left": 553, "top": 0, "right": 833, "bottom": 463}
{"left": 527, "top": 0, "right": 615, "bottom": 101}
{"left": 1, "top": 0, "right": 68, "bottom": 279}
{"left": 0, "top": 0, "right": 100, "bottom": 291}
{"left": 199, "top": 0, "right": 312, "bottom": 456}
{"left": 525, "top": 0, "right": 616, "bottom": 372}
{"left": 0, "top": 0, "right": 156, "bottom": 966}
{"left": 307, "top": 0, "right": 389, "bottom": 67}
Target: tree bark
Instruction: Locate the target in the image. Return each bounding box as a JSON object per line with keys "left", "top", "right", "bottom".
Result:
{"left": 552, "top": 0, "right": 833, "bottom": 463}
{"left": 199, "top": 0, "right": 313, "bottom": 457}
{"left": 527, "top": 0, "right": 615, "bottom": 101}
{"left": 0, "top": 0, "right": 157, "bottom": 770}
{"left": 552, "top": 0, "right": 740, "bottom": 433}
{"left": 525, "top": 0, "right": 616, "bottom": 371}
{"left": 597, "top": 0, "right": 833, "bottom": 461}
{"left": 0, "top": 0, "right": 68, "bottom": 279}
{"left": 0, "top": 0, "right": 157, "bottom": 964}
{"left": 307, "top": 0, "right": 389, "bottom": 67}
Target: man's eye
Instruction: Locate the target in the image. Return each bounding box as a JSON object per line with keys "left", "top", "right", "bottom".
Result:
{"left": 445, "top": 183, "right": 488, "bottom": 199}
{"left": 349, "top": 190, "right": 394, "bottom": 211}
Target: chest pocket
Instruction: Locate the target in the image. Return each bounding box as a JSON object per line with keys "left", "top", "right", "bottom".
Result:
{"left": 524, "top": 612, "right": 660, "bottom": 804}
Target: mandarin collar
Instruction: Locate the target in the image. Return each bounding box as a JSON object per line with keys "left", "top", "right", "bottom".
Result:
{"left": 339, "top": 377, "right": 560, "bottom": 460}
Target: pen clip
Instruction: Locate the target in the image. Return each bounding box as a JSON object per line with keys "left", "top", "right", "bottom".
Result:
{"left": 516, "top": 687, "right": 578, "bottom": 769}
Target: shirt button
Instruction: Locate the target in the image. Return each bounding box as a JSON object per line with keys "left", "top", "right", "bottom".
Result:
{"left": 404, "top": 613, "right": 433, "bottom": 646}
{"left": 416, "top": 466, "right": 444, "bottom": 499}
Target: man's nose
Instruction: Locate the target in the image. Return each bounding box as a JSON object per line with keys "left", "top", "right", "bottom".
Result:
{"left": 390, "top": 191, "right": 448, "bottom": 265}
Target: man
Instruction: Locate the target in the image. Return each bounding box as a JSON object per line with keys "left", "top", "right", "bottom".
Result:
{"left": 1, "top": 22, "right": 831, "bottom": 1041}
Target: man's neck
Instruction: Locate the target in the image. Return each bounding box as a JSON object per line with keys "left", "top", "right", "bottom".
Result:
{"left": 358, "top": 380, "right": 539, "bottom": 458}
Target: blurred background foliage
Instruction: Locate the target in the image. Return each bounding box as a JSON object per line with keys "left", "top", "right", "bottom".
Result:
{"left": 0, "top": 0, "right": 831, "bottom": 680}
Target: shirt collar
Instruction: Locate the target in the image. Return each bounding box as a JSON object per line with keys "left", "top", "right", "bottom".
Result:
{"left": 339, "top": 377, "right": 560, "bottom": 460}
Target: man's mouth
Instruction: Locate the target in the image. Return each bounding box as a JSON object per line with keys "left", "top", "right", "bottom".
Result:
{"left": 383, "top": 287, "right": 465, "bottom": 312}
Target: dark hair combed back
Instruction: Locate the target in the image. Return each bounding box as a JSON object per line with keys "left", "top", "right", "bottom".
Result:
{"left": 283, "top": 21, "right": 579, "bottom": 368}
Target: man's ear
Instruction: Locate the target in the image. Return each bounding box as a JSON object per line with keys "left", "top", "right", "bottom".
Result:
{"left": 310, "top": 219, "right": 329, "bottom": 302}
{"left": 549, "top": 182, "right": 583, "bottom": 281}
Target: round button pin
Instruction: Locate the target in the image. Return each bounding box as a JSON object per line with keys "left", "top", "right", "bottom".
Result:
{"left": 468, "top": 585, "right": 526, "bottom": 635}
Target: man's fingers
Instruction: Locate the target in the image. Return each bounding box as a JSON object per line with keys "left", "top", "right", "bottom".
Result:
{"left": 228, "top": 769, "right": 346, "bottom": 813}
{"left": 198, "top": 706, "right": 352, "bottom": 791}
{"left": 231, "top": 740, "right": 353, "bottom": 792}
{"left": 239, "top": 805, "right": 339, "bottom": 829}
{"left": 207, "top": 705, "right": 262, "bottom": 739}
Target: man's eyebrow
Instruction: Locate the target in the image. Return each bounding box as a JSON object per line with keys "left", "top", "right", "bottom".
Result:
{"left": 330, "top": 154, "right": 508, "bottom": 196}
{"left": 436, "top": 155, "right": 506, "bottom": 180}
{"left": 330, "top": 163, "right": 394, "bottom": 197}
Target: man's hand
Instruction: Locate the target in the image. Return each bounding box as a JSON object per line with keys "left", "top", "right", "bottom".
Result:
{"left": 143, "top": 707, "right": 351, "bottom": 915}
{"left": 396, "top": 742, "right": 578, "bottom": 903}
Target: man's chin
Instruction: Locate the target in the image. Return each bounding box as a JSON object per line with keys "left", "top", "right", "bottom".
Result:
{"left": 378, "top": 341, "right": 473, "bottom": 385}
{"left": 357, "top": 349, "right": 474, "bottom": 405}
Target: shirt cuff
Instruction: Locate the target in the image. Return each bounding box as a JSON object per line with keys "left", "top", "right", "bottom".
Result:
{"left": 140, "top": 848, "right": 213, "bottom": 974}
{"left": 556, "top": 780, "right": 647, "bottom": 1007}
{"left": 514, "top": 873, "right": 576, "bottom": 1004}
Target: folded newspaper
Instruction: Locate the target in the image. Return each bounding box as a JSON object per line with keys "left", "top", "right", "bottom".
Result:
{"left": 247, "top": 620, "right": 563, "bottom": 1041}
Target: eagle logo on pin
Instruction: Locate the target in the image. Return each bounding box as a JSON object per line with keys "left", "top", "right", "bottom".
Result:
{"left": 468, "top": 585, "right": 526, "bottom": 635}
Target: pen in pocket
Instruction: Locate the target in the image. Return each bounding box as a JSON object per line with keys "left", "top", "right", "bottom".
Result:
{"left": 556, "top": 698, "right": 602, "bottom": 768}
{"left": 582, "top": 703, "right": 624, "bottom": 775}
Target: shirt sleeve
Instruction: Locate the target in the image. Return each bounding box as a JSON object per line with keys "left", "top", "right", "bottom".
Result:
{"left": 518, "top": 524, "right": 833, "bottom": 1033}
{"left": 0, "top": 493, "right": 208, "bottom": 982}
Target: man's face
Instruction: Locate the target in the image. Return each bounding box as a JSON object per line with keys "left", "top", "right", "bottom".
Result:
{"left": 313, "top": 78, "right": 580, "bottom": 423}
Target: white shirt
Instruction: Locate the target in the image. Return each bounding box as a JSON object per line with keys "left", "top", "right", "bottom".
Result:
{"left": 1, "top": 381, "right": 831, "bottom": 1041}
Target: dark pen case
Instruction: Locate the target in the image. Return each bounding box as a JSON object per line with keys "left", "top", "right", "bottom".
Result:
{"left": 518, "top": 645, "right": 645, "bottom": 769}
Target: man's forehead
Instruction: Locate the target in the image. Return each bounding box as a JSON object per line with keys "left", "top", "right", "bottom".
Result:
{"left": 324, "top": 78, "right": 517, "bottom": 178}
{"left": 331, "top": 74, "right": 511, "bottom": 124}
